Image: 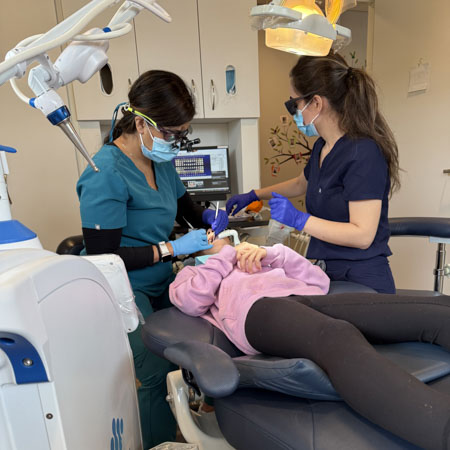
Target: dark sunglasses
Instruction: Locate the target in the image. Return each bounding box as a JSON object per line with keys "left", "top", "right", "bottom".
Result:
{"left": 159, "top": 125, "right": 193, "bottom": 143}
{"left": 284, "top": 96, "right": 304, "bottom": 116}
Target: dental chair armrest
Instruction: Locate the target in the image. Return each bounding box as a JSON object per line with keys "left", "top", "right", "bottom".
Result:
{"left": 56, "top": 235, "right": 84, "bottom": 255}
{"left": 389, "top": 217, "right": 450, "bottom": 239}
{"left": 164, "top": 341, "right": 240, "bottom": 398}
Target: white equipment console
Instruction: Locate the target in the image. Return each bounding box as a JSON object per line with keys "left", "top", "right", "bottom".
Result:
{"left": 0, "top": 249, "right": 142, "bottom": 450}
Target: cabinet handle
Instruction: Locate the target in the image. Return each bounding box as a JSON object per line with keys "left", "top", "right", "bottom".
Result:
{"left": 444, "top": 169, "right": 450, "bottom": 174}
{"left": 191, "top": 79, "right": 197, "bottom": 101}
{"left": 191, "top": 79, "right": 201, "bottom": 112}
{"left": 128, "top": 78, "right": 132, "bottom": 88}
{"left": 210, "top": 79, "right": 216, "bottom": 111}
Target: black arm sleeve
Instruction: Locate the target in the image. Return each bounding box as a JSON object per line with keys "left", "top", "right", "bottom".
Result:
{"left": 176, "top": 191, "right": 206, "bottom": 229}
{"left": 82, "top": 227, "right": 156, "bottom": 271}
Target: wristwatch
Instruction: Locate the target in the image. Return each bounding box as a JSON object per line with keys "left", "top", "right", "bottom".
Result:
{"left": 158, "top": 241, "right": 172, "bottom": 263}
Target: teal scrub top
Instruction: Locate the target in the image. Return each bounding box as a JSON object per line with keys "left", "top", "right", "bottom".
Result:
{"left": 77, "top": 144, "right": 186, "bottom": 297}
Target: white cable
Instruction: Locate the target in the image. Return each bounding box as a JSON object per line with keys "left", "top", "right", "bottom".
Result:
{"left": 130, "top": 0, "right": 171, "bottom": 23}
{"left": 15, "top": 23, "right": 131, "bottom": 47}
{"left": 72, "top": 22, "right": 132, "bottom": 41}
{"left": 9, "top": 79, "right": 30, "bottom": 104}
{"left": 16, "top": 34, "right": 43, "bottom": 48}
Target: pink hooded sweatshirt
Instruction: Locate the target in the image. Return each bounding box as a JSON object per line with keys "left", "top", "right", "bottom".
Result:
{"left": 169, "top": 244, "right": 330, "bottom": 355}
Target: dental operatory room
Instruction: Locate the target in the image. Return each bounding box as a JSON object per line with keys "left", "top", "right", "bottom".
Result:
{"left": 2, "top": 0, "right": 450, "bottom": 449}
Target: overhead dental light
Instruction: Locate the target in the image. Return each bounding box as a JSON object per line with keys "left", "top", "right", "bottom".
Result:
{"left": 250, "top": 0, "right": 356, "bottom": 56}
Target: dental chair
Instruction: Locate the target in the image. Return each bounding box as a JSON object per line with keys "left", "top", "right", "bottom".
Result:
{"left": 141, "top": 217, "right": 450, "bottom": 450}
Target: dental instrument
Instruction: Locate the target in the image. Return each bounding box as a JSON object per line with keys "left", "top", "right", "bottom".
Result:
{"left": 183, "top": 217, "right": 195, "bottom": 231}
{"left": 215, "top": 201, "right": 220, "bottom": 220}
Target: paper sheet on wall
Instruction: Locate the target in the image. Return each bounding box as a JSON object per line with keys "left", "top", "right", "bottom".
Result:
{"left": 408, "top": 63, "right": 430, "bottom": 93}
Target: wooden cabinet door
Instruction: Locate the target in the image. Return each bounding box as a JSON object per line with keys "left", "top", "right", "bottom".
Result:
{"left": 198, "top": 0, "right": 260, "bottom": 119}
{"left": 134, "top": 0, "right": 204, "bottom": 118}
{"left": 60, "top": 0, "right": 140, "bottom": 121}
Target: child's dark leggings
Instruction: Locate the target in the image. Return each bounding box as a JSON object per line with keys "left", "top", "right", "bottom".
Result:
{"left": 245, "top": 293, "right": 450, "bottom": 450}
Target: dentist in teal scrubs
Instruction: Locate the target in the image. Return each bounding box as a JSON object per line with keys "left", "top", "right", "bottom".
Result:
{"left": 77, "top": 70, "right": 228, "bottom": 448}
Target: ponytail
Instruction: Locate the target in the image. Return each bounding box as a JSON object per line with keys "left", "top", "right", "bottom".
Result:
{"left": 290, "top": 53, "right": 400, "bottom": 194}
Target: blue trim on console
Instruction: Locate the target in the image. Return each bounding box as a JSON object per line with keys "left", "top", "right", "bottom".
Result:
{"left": 0, "top": 220, "right": 37, "bottom": 244}
{"left": 0, "top": 332, "right": 48, "bottom": 384}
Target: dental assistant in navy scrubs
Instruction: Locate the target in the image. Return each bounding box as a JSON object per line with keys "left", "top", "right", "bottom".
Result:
{"left": 77, "top": 70, "right": 228, "bottom": 448}
{"left": 227, "top": 52, "right": 400, "bottom": 294}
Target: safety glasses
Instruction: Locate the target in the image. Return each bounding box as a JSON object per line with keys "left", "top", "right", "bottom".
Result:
{"left": 284, "top": 96, "right": 304, "bottom": 116}
{"left": 284, "top": 93, "right": 316, "bottom": 116}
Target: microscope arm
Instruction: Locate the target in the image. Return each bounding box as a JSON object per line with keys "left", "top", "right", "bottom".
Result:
{"left": 0, "top": 0, "right": 172, "bottom": 171}
{"left": 109, "top": 0, "right": 172, "bottom": 27}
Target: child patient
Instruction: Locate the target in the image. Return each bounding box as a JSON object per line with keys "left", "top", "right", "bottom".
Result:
{"left": 170, "top": 241, "right": 450, "bottom": 450}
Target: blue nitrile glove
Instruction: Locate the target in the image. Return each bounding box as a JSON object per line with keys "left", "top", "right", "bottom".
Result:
{"left": 226, "top": 190, "right": 259, "bottom": 216}
{"left": 170, "top": 229, "right": 212, "bottom": 257}
{"left": 202, "top": 209, "right": 229, "bottom": 234}
{"left": 268, "top": 192, "right": 311, "bottom": 231}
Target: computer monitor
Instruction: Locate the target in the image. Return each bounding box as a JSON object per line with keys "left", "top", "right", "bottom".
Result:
{"left": 172, "top": 146, "right": 231, "bottom": 202}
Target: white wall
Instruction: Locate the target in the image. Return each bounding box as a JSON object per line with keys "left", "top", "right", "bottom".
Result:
{"left": 0, "top": 0, "right": 82, "bottom": 251}
{"left": 371, "top": 0, "right": 450, "bottom": 294}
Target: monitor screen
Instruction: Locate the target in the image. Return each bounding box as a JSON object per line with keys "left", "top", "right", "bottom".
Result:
{"left": 172, "top": 146, "right": 231, "bottom": 201}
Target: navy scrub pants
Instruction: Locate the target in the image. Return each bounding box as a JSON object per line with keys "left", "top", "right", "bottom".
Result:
{"left": 325, "top": 256, "right": 396, "bottom": 293}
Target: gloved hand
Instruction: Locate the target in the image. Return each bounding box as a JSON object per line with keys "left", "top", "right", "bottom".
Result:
{"left": 226, "top": 190, "right": 259, "bottom": 216}
{"left": 268, "top": 192, "right": 311, "bottom": 231}
{"left": 170, "top": 229, "right": 212, "bottom": 257}
{"left": 202, "top": 208, "right": 229, "bottom": 234}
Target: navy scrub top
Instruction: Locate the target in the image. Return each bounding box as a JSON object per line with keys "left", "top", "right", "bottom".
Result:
{"left": 304, "top": 135, "right": 391, "bottom": 261}
{"left": 77, "top": 144, "right": 186, "bottom": 297}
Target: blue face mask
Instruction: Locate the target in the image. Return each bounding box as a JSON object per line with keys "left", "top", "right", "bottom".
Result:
{"left": 139, "top": 122, "right": 180, "bottom": 163}
{"left": 294, "top": 99, "right": 320, "bottom": 137}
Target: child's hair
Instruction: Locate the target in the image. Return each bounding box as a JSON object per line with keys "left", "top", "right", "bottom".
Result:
{"left": 290, "top": 52, "right": 400, "bottom": 194}
{"left": 105, "top": 70, "right": 195, "bottom": 144}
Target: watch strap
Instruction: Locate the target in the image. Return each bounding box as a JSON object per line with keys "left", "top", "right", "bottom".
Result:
{"left": 155, "top": 243, "right": 162, "bottom": 262}
{"left": 158, "top": 241, "right": 172, "bottom": 263}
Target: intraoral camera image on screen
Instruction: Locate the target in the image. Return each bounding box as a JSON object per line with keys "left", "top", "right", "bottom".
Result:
{"left": 172, "top": 146, "right": 231, "bottom": 202}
